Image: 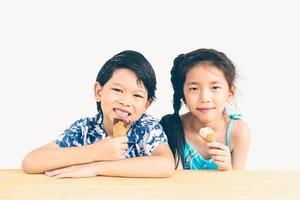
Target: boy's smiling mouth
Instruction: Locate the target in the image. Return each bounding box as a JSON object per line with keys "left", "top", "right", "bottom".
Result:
{"left": 113, "top": 108, "right": 131, "bottom": 119}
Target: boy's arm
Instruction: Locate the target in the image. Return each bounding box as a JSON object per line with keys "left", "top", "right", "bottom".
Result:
{"left": 96, "top": 144, "right": 175, "bottom": 177}
{"left": 45, "top": 143, "right": 175, "bottom": 178}
{"left": 22, "top": 142, "right": 96, "bottom": 174}
{"left": 22, "top": 136, "right": 128, "bottom": 174}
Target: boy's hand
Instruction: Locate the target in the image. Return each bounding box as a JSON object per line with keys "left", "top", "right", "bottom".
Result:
{"left": 91, "top": 136, "right": 128, "bottom": 161}
{"left": 207, "top": 142, "right": 233, "bottom": 171}
{"left": 45, "top": 163, "right": 98, "bottom": 178}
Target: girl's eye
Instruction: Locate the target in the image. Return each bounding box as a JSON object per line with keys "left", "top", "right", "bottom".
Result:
{"left": 189, "top": 87, "right": 198, "bottom": 92}
{"left": 112, "top": 88, "right": 122, "bottom": 93}
{"left": 212, "top": 86, "right": 221, "bottom": 91}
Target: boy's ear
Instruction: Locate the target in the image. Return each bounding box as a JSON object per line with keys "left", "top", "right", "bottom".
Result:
{"left": 227, "top": 85, "right": 236, "bottom": 101}
{"left": 145, "top": 99, "right": 153, "bottom": 109}
{"left": 94, "top": 82, "right": 102, "bottom": 102}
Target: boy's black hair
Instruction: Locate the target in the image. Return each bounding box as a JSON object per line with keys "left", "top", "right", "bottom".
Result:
{"left": 160, "top": 48, "right": 237, "bottom": 169}
{"left": 96, "top": 50, "right": 156, "bottom": 112}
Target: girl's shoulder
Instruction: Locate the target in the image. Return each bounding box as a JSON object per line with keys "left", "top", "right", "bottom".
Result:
{"left": 230, "top": 116, "right": 251, "bottom": 144}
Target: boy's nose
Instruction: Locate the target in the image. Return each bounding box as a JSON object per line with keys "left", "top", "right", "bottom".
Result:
{"left": 119, "top": 95, "right": 131, "bottom": 107}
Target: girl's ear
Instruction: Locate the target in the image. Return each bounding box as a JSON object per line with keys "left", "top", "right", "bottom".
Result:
{"left": 94, "top": 82, "right": 102, "bottom": 102}
{"left": 227, "top": 85, "right": 236, "bottom": 101}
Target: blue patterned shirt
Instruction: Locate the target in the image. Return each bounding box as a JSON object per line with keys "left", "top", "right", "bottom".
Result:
{"left": 55, "top": 112, "right": 168, "bottom": 158}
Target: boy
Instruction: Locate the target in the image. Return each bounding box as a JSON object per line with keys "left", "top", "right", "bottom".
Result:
{"left": 22, "top": 50, "right": 175, "bottom": 178}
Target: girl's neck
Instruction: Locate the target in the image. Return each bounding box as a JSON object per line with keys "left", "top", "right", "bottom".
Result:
{"left": 183, "top": 112, "right": 227, "bottom": 135}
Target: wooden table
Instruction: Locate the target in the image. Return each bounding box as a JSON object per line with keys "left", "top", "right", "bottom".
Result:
{"left": 1, "top": 169, "right": 299, "bottom": 200}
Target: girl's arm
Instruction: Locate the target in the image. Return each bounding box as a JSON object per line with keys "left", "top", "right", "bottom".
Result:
{"left": 45, "top": 144, "right": 175, "bottom": 178}
{"left": 231, "top": 121, "right": 251, "bottom": 170}
{"left": 22, "top": 136, "right": 128, "bottom": 174}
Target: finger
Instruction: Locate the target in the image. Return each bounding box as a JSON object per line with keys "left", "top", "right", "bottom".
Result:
{"left": 212, "top": 155, "right": 226, "bottom": 162}
{"left": 213, "top": 160, "right": 226, "bottom": 168}
{"left": 53, "top": 172, "right": 72, "bottom": 179}
{"left": 121, "top": 149, "right": 127, "bottom": 155}
{"left": 213, "top": 160, "right": 232, "bottom": 170}
{"left": 118, "top": 150, "right": 127, "bottom": 159}
{"left": 207, "top": 142, "right": 228, "bottom": 150}
{"left": 45, "top": 169, "right": 63, "bottom": 177}
{"left": 121, "top": 143, "right": 128, "bottom": 150}
{"left": 119, "top": 136, "right": 129, "bottom": 143}
{"left": 103, "top": 136, "right": 112, "bottom": 140}
{"left": 208, "top": 149, "right": 226, "bottom": 156}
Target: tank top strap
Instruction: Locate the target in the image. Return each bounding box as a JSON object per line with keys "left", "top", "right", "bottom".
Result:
{"left": 226, "top": 114, "right": 242, "bottom": 147}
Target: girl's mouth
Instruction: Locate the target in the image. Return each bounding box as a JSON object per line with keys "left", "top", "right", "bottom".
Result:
{"left": 197, "top": 108, "right": 214, "bottom": 113}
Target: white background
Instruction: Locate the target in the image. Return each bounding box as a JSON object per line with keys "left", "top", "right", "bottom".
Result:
{"left": 1, "top": 0, "right": 299, "bottom": 170}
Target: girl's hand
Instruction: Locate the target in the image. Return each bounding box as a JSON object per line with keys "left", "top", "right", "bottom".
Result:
{"left": 91, "top": 136, "right": 128, "bottom": 161}
{"left": 207, "top": 142, "right": 232, "bottom": 171}
{"left": 45, "top": 163, "right": 98, "bottom": 178}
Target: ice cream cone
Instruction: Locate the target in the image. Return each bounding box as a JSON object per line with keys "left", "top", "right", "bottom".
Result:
{"left": 199, "top": 127, "right": 216, "bottom": 143}
{"left": 112, "top": 118, "right": 131, "bottom": 137}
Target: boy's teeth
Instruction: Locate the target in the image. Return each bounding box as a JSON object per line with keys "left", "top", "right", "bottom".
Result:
{"left": 115, "top": 109, "right": 129, "bottom": 117}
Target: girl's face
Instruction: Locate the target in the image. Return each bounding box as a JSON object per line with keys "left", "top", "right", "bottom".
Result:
{"left": 183, "top": 63, "right": 234, "bottom": 124}
{"left": 95, "top": 68, "right": 152, "bottom": 128}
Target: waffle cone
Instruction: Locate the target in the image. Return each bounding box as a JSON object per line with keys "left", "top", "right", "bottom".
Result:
{"left": 112, "top": 118, "right": 131, "bottom": 137}
{"left": 199, "top": 127, "right": 216, "bottom": 143}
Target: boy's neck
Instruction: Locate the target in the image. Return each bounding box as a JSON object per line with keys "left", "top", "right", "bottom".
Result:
{"left": 102, "top": 118, "right": 113, "bottom": 137}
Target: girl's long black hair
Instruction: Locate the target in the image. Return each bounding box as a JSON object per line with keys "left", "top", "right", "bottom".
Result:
{"left": 160, "top": 48, "right": 236, "bottom": 168}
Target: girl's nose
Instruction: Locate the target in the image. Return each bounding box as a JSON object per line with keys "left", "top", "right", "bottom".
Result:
{"left": 199, "top": 90, "right": 211, "bottom": 103}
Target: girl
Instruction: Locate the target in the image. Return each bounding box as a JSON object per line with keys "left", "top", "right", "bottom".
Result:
{"left": 160, "top": 48, "right": 251, "bottom": 170}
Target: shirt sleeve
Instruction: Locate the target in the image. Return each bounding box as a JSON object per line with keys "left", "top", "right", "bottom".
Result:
{"left": 143, "top": 122, "right": 168, "bottom": 156}
{"left": 55, "top": 118, "right": 87, "bottom": 147}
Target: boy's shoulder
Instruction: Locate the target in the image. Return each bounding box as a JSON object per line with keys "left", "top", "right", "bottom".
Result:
{"left": 134, "top": 113, "right": 161, "bottom": 127}
{"left": 71, "top": 113, "right": 102, "bottom": 128}
{"left": 63, "top": 113, "right": 103, "bottom": 139}
{"left": 130, "top": 113, "right": 165, "bottom": 135}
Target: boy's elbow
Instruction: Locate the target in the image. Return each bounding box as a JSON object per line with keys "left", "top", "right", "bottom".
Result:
{"left": 163, "top": 166, "right": 175, "bottom": 178}
{"left": 22, "top": 155, "right": 43, "bottom": 174}
{"left": 22, "top": 156, "right": 34, "bottom": 174}
{"left": 159, "top": 157, "right": 175, "bottom": 177}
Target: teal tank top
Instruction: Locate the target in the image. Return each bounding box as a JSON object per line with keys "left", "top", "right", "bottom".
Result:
{"left": 181, "top": 114, "right": 241, "bottom": 170}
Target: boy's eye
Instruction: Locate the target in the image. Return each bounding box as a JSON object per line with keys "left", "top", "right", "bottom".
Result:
{"left": 134, "top": 94, "right": 144, "bottom": 99}
{"left": 212, "top": 86, "right": 221, "bottom": 91}
{"left": 112, "top": 88, "right": 122, "bottom": 93}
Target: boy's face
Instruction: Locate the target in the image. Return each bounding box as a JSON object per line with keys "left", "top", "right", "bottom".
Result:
{"left": 95, "top": 68, "right": 152, "bottom": 127}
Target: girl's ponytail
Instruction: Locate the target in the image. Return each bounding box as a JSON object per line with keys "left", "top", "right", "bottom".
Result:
{"left": 160, "top": 54, "right": 186, "bottom": 169}
{"left": 160, "top": 113, "right": 185, "bottom": 169}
